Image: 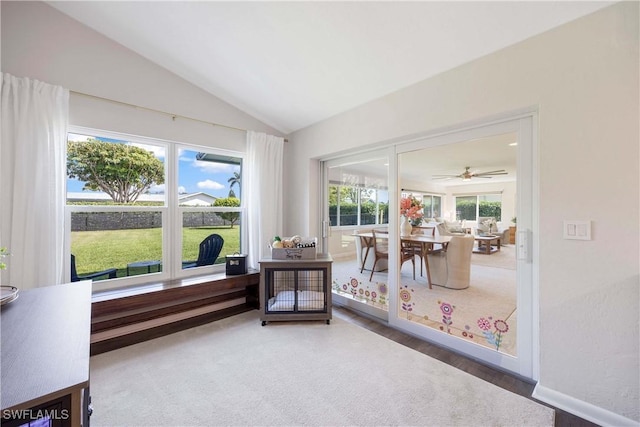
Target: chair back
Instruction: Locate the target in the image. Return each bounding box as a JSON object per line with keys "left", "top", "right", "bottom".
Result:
{"left": 70, "top": 254, "right": 80, "bottom": 282}
{"left": 445, "top": 235, "right": 474, "bottom": 289}
{"left": 371, "top": 229, "right": 389, "bottom": 256}
{"left": 196, "top": 234, "right": 225, "bottom": 266}
{"left": 411, "top": 226, "right": 435, "bottom": 237}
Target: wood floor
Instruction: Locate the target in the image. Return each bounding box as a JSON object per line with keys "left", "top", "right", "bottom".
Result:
{"left": 333, "top": 305, "right": 600, "bottom": 427}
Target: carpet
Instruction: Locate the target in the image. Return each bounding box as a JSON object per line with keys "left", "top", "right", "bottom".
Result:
{"left": 89, "top": 311, "right": 553, "bottom": 426}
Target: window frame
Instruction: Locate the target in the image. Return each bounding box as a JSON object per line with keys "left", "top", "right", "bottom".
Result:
{"left": 65, "top": 126, "right": 246, "bottom": 291}
{"left": 329, "top": 182, "right": 389, "bottom": 228}
{"left": 453, "top": 192, "right": 502, "bottom": 222}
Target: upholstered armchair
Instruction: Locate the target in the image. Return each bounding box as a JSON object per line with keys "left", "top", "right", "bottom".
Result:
{"left": 426, "top": 235, "right": 474, "bottom": 289}
{"left": 475, "top": 217, "right": 510, "bottom": 242}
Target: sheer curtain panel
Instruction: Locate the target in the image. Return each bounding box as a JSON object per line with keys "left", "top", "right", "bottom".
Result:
{"left": 0, "top": 73, "right": 69, "bottom": 289}
{"left": 246, "top": 131, "right": 284, "bottom": 270}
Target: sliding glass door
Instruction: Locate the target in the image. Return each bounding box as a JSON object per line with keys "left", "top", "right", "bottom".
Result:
{"left": 392, "top": 116, "right": 535, "bottom": 378}
{"left": 321, "top": 114, "right": 537, "bottom": 379}
{"left": 322, "top": 149, "right": 391, "bottom": 321}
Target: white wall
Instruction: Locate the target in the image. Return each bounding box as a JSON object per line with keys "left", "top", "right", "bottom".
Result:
{"left": 1, "top": 1, "right": 284, "bottom": 150}
{"left": 3, "top": 0, "right": 638, "bottom": 423}
{"left": 287, "top": 2, "right": 639, "bottom": 424}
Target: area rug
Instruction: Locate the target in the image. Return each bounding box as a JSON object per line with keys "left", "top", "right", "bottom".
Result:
{"left": 89, "top": 311, "right": 553, "bottom": 426}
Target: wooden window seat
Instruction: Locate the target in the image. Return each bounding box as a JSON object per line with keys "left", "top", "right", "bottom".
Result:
{"left": 90, "top": 270, "right": 259, "bottom": 355}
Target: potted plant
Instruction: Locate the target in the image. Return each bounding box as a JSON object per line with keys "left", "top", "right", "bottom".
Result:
{"left": 509, "top": 218, "right": 517, "bottom": 244}
{"left": 0, "top": 247, "right": 8, "bottom": 271}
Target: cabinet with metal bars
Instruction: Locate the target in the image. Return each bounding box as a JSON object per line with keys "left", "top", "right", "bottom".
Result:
{"left": 259, "top": 254, "right": 333, "bottom": 325}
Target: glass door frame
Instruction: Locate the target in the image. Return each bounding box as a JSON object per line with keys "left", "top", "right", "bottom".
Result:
{"left": 320, "top": 111, "right": 538, "bottom": 380}
{"left": 321, "top": 147, "right": 394, "bottom": 321}
{"left": 391, "top": 114, "right": 537, "bottom": 379}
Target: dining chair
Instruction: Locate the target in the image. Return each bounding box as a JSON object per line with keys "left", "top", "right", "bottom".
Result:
{"left": 370, "top": 229, "right": 415, "bottom": 281}
{"left": 409, "top": 226, "right": 438, "bottom": 276}
{"left": 426, "top": 235, "right": 474, "bottom": 289}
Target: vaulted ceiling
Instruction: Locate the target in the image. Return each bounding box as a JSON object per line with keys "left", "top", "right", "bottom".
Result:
{"left": 47, "top": 1, "right": 613, "bottom": 134}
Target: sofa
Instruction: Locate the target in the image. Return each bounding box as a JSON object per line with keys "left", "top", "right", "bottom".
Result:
{"left": 435, "top": 220, "right": 468, "bottom": 237}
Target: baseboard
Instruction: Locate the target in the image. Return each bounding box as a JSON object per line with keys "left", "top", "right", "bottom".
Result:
{"left": 532, "top": 383, "right": 639, "bottom": 427}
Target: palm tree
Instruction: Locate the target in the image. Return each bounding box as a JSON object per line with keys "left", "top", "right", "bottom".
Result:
{"left": 228, "top": 172, "right": 240, "bottom": 197}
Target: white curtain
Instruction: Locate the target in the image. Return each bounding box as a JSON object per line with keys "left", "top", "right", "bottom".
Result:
{"left": 0, "top": 73, "right": 69, "bottom": 289}
{"left": 246, "top": 131, "right": 284, "bottom": 270}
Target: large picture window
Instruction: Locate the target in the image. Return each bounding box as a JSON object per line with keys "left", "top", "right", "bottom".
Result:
{"left": 329, "top": 184, "right": 388, "bottom": 227}
{"left": 455, "top": 193, "right": 502, "bottom": 221}
{"left": 66, "top": 128, "right": 244, "bottom": 288}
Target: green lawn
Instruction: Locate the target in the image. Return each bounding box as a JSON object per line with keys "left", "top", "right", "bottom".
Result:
{"left": 72, "top": 226, "right": 240, "bottom": 277}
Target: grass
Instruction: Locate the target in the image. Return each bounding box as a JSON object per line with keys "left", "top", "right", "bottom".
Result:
{"left": 72, "top": 226, "right": 240, "bottom": 277}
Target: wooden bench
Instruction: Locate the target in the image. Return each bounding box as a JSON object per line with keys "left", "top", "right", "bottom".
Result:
{"left": 90, "top": 271, "right": 259, "bottom": 355}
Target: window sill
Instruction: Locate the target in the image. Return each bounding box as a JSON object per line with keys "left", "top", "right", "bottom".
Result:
{"left": 90, "top": 270, "right": 260, "bottom": 355}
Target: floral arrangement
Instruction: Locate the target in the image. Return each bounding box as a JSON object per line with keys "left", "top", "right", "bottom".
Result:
{"left": 482, "top": 218, "right": 497, "bottom": 233}
{"left": 400, "top": 195, "right": 423, "bottom": 226}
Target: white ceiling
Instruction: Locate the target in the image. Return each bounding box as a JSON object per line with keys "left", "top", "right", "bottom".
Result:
{"left": 47, "top": 1, "right": 613, "bottom": 134}
{"left": 334, "top": 132, "right": 518, "bottom": 187}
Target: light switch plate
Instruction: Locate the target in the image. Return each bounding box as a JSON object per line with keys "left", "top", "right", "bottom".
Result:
{"left": 563, "top": 220, "right": 591, "bottom": 240}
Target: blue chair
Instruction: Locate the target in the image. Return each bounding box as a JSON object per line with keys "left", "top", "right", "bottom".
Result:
{"left": 182, "top": 234, "right": 224, "bottom": 269}
{"left": 71, "top": 254, "right": 117, "bottom": 282}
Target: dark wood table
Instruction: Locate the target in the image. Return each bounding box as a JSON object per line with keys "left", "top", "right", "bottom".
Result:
{"left": 354, "top": 232, "right": 451, "bottom": 289}
{"left": 1, "top": 281, "right": 91, "bottom": 426}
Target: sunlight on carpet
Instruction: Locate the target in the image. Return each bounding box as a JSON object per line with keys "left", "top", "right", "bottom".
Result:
{"left": 89, "top": 311, "right": 553, "bottom": 426}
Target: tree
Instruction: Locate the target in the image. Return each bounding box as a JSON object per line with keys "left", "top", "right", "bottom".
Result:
{"left": 213, "top": 197, "right": 240, "bottom": 228}
{"left": 227, "top": 171, "right": 240, "bottom": 198}
{"left": 67, "top": 139, "right": 165, "bottom": 203}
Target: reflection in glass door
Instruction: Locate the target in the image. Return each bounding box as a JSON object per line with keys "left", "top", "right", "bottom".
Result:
{"left": 322, "top": 150, "right": 391, "bottom": 320}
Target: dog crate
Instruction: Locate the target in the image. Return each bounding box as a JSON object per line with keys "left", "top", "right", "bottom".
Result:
{"left": 259, "top": 254, "right": 333, "bottom": 326}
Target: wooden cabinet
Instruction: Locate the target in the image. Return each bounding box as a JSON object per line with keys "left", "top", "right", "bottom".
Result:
{"left": 259, "top": 254, "right": 333, "bottom": 325}
{"left": 1, "top": 282, "right": 91, "bottom": 426}
{"left": 509, "top": 226, "right": 516, "bottom": 244}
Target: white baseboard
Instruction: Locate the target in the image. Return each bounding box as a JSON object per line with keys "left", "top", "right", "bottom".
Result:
{"left": 533, "top": 383, "right": 639, "bottom": 427}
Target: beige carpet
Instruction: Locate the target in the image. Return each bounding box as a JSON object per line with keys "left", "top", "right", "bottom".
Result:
{"left": 89, "top": 311, "right": 554, "bottom": 426}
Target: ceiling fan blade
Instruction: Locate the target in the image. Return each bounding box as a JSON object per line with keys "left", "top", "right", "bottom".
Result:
{"left": 474, "top": 170, "right": 507, "bottom": 176}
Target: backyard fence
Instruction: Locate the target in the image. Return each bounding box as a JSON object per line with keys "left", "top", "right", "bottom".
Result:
{"left": 71, "top": 212, "right": 226, "bottom": 231}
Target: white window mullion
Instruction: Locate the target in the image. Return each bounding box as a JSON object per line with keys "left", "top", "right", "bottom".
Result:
{"left": 167, "top": 143, "right": 179, "bottom": 277}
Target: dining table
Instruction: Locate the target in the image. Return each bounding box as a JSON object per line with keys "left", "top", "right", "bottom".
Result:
{"left": 353, "top": 231, "right": 452, "bottom": 289}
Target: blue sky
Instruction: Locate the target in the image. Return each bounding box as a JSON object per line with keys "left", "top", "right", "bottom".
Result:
{"left": 67, "top": 134, "right": 241, "bottom": 199}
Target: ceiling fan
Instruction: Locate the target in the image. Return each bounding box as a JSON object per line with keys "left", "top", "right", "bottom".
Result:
{"left": 432, "top": 166, "right": 508, "bottom": 182}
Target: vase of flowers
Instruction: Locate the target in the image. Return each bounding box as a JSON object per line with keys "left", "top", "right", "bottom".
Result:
{"left": 400, "top": 215, "right": 412, "bottom": 237}
{"left": 400, "top": 195, "right": 423, "bottom": 236}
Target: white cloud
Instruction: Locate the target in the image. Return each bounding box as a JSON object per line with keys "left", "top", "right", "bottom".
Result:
{"left": 193, "top": 160, "right": 235, "bottom": 174}
{"left": 197, "top": 180, "right": 225, "bottom": 190}
{"left": 149, "top": 184, "right": 165, "bottom": 193}
{"left": 68, "top": 133, "right": 90, "bottom": 142}
{"left": 131, "top": 142, "right": 165, "bottom": 159}
{"left": 178, "top": 186, "right": 186, "bottom": 194}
